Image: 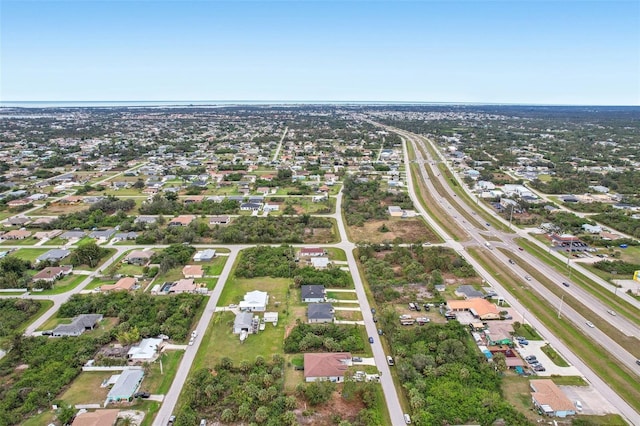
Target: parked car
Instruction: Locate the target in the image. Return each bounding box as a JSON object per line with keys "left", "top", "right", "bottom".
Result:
{"left": 378, "top": 329, "right": 383, "bottom": 335}
{"left": 525, "top": 355, "right": 537, "bottom": 362}
{"left": 404, "top": 413, "right": 411, "bottom": 424}
{"left": 368, "top": 337, "right": 374, "bottom": 344}
{"left": 533, "top": 364, "right": 546, "bottom": 372}
{"left": 188, "top": 338, "right": 195, "bottom": 346}
{"left": 168, "top": 415, "right": 176, "bottom": 425}
{"left": 352, "top": 357, "right": 362, "bottom": 362}
{"left": 134, "top": 391, "right": 150, "bottom": 398}
{"left": 191, "top": 330, "right": 197, "bottom": 338}
{"left": 42, "top": 330, "right": 53, "bottom": 336}
{"left": 528, "top": 359, "right": 539, "bottom": 365}
{"left": 518, "top": 339, "right": 529, "bottom": 345}
{"left": 372, "top": 316, "right": 378, "bottom": 323}
{"left": 371, "top": 308, "right": 376, "bottom": 314}
{"left": 387, "top": 356, "right": 395, "bottom": 366}
{"left": 586, "top": 321, "right": 595, "bottom": 328}
{"left": 636, "top": 359, "right": 640, "bottom": 366}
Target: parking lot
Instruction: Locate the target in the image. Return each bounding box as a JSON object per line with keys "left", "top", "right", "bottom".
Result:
{"left": 560, "top": 385, "right": 618, "bottom": 415}
{"left": 515, "top": 340, "right": 582, "bottom": 377}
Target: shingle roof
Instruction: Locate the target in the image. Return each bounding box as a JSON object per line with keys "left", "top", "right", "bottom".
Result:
{"left": 304, "top": 352, "right": 351, "bottom": 379}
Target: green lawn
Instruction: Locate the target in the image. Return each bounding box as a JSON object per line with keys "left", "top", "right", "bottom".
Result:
{"left": 117, "top": 263, "right": 146, "bottom": 276}
{"left": 22, "top": 410, "right": 57, "bottom": 426}
{"left": 14, "top": 300, "right": 54, "bottom": 333}
{"left": 59, "top": 371, "right": 113, "bottom": 405}
{"left": 85, "top": 278, "right": 117, "bottom": 290}
{"left": 325, "top": 247, "right": 347, "bottom": 261}
{"left": 540, "top": 343, "right": 569, "bottom": 367}
{"left": 32, "top": 274, "right": 87, "bottom": 295}
{"left": 545, "top": 375, "right": 588, "bottom": 386}
{"left": 218, "top": 276, "right": 291, "bottom": 307}
{"left": 10, "top": 248, "right": 49, "bottom": 263}
{"left": 193, "top": 310, "right": 286, "bottom": 370}
{"left": 198, "top": 278, "right": 219, "bottom": 290}
{"left": 142, "top": 350, "right": 184, "bottom": 394}
{"left": 0, "top": 237, "right": 39, "bottom": 246}
{"left": 327, "top": 290, "right": 358, "bottom": 300}
{"left": 201, "top": 256, "right": 227, "bottom": 276}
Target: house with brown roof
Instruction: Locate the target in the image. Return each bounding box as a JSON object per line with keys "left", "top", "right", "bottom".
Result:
{"left": 169, "top": 215, "right": 196, "bottom": 226}
{"left": 530, "top": 379, "right": 576, "bottom": 417}
{"left": 32, "top": 266, "right": 72, "bottom": 283}
{"left": 170, "top": 278, "right": 197, "bottom": 294}
{"left": 447, "top": 299, "right": 501, "bottom": 320}
{"left": 182, "top": 265, "right": 204, "bottom": 278}
{"left": 304, "top": 352, "right": 352, "bottom": 383}
{"left": 71, "top": 409, "right": 119, "bottom": 426}
{"left": 2, "top": 229, "right": 32, "bottom": 240}
{"left": 300, "top": 247, "right": 326, "bottom": 257}
{"left": 124, "top": 250, "right": 153, "bottom": 266}
{"left": 101, "top": 277, "right": 137, "bottom": 292}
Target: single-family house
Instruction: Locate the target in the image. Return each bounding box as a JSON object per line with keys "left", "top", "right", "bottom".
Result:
{"left": 582, "top": 224, "right": 602, "bottom": 234}
{"left": 127, "top": 338, "right": 163, "bottom": 363}
{"left": 388, "top": 206, "right": 403, "bottom": 217}
{"left": 304, "top": 352, "right": 352, "bottom": 383}
{"left": 7, "top": 216, "right": 30, "bottom": 227}
{"left": 32, "top": 265, "right": 72, "bottom": 283}
{"left": 71, "top": 409, "right": 119, "bottom": 426}
{"left": 113, "top": 232, "right": 138, "bottom": 242}
{"left": 300, "top": 247, "right": 326, "bottom": 257}
{"left": 182, "top": 265, "right": 204, "bottom": 278}
{"left": 60, "top": 230, "right": 86, "bottom": 240}
{"left": 168, "top": 215, "right": 196, "bottom": 227}
{"left": 447, "top": 299, "right": 501, "bottom": 320}
{"left": 530, "top": 379, "right": 576, "bottom": 418}
{"left": 134, "top": 216, "right": 157, "bottom": 226}
{"left": 125, "top": 250, "right": 153, "bottom": 266}
{"left": 2, "top": 230, "right": 32, "bottom": 240}
{"left": 169, "top": 278, "right": 197, "bottom": 294}
{"left": 209, "top": 216, "right": 230, "bottom": 225}
{"left": 33, "top": 230, "right": 62, "bottom": 240}
{"left": 106, "top": 369, "right": 144, "bottom": 404}
{"left": 301, "top": 285, "right": 326, "bottom": 303}
{"left": 37, "top": 248, "right": 71, "bottom": 264}
{"left": 101, "top": 277, "right": 137, "bottom": 292}
{"left": 263, "top": 202, "right": 281, "bottom": 212}
{"left": 89, "top": 229, "right": 116, "bottom": 241}
{"left": 239, "top": 290, "right": 269, "bottom": 312}
{"left": 310, "top": 257, "right": 330, "bottom": 269}
{"left": 193, "top": 249, "right": 216, "bottom": 261}
{"left": 52, "top": 314, "right": 103, "bottom": 337}
{"left": 308, "top": 303, "right": 334, "bottom": 323}
{"left": 240, "top": 202, "right": 262, "bottom": 211}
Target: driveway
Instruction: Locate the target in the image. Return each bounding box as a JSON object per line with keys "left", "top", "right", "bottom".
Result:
{"left": 352, "top": 357, "right": 376, "bottom": 366}
{"left": 515, "top": 340, "right": 582, "bottom": 376}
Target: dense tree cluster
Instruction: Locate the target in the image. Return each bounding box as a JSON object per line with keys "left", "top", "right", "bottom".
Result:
{"left": 592, "top": 212, "right": 640, "bottom": 238}
{"left": 69, "top": 242, "right": 111, "bottom": 268}
{"left": 234, "top": 246, "right": 351, "bottom": 286}
{"left": 139, "top": 194, "right": 240, "bottom": 215}
{"left": 0, "top": 257, "right": 32, "bottom": 289}
{"left": 0, "top": 299, "right": 42, "bottom": 336}
{"left": 45, "top": 197, "right": 136, "bottom": 230}
{"left": 58, "top": 292, "right": 203, "bottom": 341}
{"left": 284, "top": 323, "right": 364, "bottom": 353}
{"left": 176, "top": 355, "right": 297, "bottom": 426}
{"left": 358, "top": 244, "right": 475, "bottom": 302}
{"left": 342, "top": 176, "right": 414, "bottom": 226}
{"left": 150, "top": 244, "right": 197, "bottom": 274}
{"left": 0, "top": 334, "right": 107, "bottom": 425}
{"left": 593, "top": 260, "right": 640, "bottom": 275}
{"left": 388, "top": 321, "right": 531, "bottom": 425}
{"left": 212, "top": 216, "right": 333, "bottom": 244}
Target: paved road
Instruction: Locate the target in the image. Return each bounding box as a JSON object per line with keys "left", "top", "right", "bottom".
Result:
{"left": 153, "top": 246, "right": 242, "bottom": 426}
{"left": 272, "top": 126, "right": 288, "bottom": 162}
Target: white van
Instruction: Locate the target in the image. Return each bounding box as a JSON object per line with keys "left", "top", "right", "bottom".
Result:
{"left": 404, "top": 413, "right": 411, "bottom": 424}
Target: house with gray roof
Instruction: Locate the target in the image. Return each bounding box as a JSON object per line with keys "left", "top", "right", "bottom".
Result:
{"left": 301, "top": 285, "right": 326, "bottom": 303}
{"left": 60, "top": 230, "right": 86, "bottom": 240}
{"left": 89, "top": 229, "right": 116, "bottom": 241}
{"left": 36, "top": 248, "right": 71, "bottom": 264}
{"left": 308, "top": 303, "right": 334, "bottom": 323}
{"left": 233, "top": 312, "right": 255, "bottom": 334}
{"left": 52, "top": 314, "right": 103, "bottom": 337}
{"left": 106, "top": 369, "right": 144, "bottom": 404}
{"left": 455, "top": 285, "right": 485, "bottom": 300}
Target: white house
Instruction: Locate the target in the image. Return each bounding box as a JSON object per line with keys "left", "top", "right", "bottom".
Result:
{"left": 239, "top": 290, "right": 268, "bottom": 312}
{"left": 127, "top": 338, "right": 163, "bottom": 363}
{"left": 193, "top": 249, "right": 216, "bottom": 261}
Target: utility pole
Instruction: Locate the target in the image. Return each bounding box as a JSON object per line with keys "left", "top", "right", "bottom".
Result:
{"left": 557, "top": 295, "right": 565, "bottom": 319}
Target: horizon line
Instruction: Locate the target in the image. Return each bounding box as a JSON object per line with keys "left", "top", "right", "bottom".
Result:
{"left": 2, "top": 100, "right": 639, "bottom": 108}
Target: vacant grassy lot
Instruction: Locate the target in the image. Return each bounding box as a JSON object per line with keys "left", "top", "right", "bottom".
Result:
{"left": 0, "top": 237, "right": 39, "bottom": 246}
{"left": 10, "top": 248, "right": 49, "bottom": 263}
{"left": 218, "top": 276, "right": 291, "bottom": 307}
{"left": 501, "top": 376, "right": 546, "bottom": 423}
{"left": 325, "top": 247, "right": 347, "bottom": 261}
{"left": 59, "top": 371, "right": 113, "bottom": 405}
{"left": 327, "top": 291, "right": 357, "bottom": 300}
{"left": 34, "top": 273, "right": 86, "bottom": 295}
{"left": 30, "top": 203, "right": 89, "bottom": 216}
{"left": 346, "top": 217, "right": 437, "bottom": 244}
{"left": 201, "top": 256, "right": 227, "bottom": 276}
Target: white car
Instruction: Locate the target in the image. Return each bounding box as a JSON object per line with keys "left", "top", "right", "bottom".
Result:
{"left": 607, "top": 310, "right": 616, "bottom": 316}
{"left": 586, "top": 321, "right": 595, "bottom": 328}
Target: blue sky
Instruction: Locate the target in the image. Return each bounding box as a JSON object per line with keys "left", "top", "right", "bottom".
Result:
{"left": 1, "top": 1, "right": 639, "bottom": 104}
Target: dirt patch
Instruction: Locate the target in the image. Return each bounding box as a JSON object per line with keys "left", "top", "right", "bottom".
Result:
{"left": 295, "top": 388, "right": 364, "bottom": 425}
{"left": 347, "top": 218, "right": 437, "bottom": 244}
